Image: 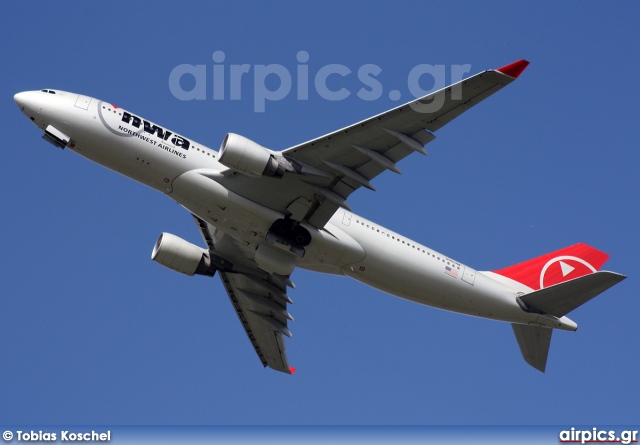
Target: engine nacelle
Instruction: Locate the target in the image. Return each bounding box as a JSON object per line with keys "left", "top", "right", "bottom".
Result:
{"left": 151, "top": 233, "right": 215, "bottom": 276}
{"left": 219, "top": 133, "right": 290, "bottom": 177}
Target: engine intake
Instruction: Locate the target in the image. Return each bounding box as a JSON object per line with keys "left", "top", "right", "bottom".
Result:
{"left": 151, "top": 233, "right": 216, "bottom": 276}
{"left": 219, "top": 133, "right": 292, "bottom": 177}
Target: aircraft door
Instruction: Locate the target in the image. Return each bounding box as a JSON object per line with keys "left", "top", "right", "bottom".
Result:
{"left": 342, "top": 211, "right": 352, "bottom": 226}
{"left": 462, "top": 266, "right": 476, "bottom": 285}
{"left": 74, "top": 95, "right": 91, "bottom": 110}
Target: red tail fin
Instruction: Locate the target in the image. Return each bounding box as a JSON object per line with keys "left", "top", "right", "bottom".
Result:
{"left": 492, "top": 243, "right": 609, "bottom": 290}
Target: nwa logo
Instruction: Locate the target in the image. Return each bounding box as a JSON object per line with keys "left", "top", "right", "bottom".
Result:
{"left": 539, "top": 255, "right": 597, "bottom": 289}
{"left": 121, "top": 111, "right": 190, "bottom": 150}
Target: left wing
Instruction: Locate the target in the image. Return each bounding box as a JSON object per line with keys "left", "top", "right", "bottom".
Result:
{"left": 195, "top": 216, "right": 296, "bottom": 374}
{"left": 216, "top": 59, "right": 529, "bottom": 229}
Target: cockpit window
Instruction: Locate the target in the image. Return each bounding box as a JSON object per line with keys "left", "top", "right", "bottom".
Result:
{"left": 40, "top": 89, "right": 56, "bottom": 94}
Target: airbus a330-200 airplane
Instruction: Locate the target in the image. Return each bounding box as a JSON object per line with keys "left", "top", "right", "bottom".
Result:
{"left": 14, "top": 59, "right": 626, "bottom": 373}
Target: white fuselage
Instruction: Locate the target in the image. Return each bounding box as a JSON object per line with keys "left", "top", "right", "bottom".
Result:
{"left": 14, "top": 89, "right": 574, "bottom": 331}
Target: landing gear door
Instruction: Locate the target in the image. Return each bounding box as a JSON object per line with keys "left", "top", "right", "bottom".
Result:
{"left": 462, "top": 266, "right": 476, "bottom": 285}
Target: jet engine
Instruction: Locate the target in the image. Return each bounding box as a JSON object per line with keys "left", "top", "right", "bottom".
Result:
{"left": 218, "top": 133, "right": 292, "bottom": 177}
{"left": 151, "top": 233, "right": 216, "bottom": 276}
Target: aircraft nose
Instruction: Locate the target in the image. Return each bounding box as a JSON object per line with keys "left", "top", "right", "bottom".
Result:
{"left": 14, "top": 91, "right": 28, "bottom": 109}
{"left": 14, "top": 91, "right": 40, "bottom": 113}
{"left": 14, "top": 91, "right": 42, "bottom": 122}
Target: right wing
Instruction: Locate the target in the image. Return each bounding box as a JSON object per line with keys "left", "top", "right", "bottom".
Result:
{"left": 218, "top": 271, "right": 294, "bottom": 374}
{"left": 194, "top": 216, "right": 296, "bottom": 374}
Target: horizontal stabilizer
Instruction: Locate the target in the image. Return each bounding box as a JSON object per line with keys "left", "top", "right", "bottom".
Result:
{"left": 518, "top": 271, "right": 626, "bottom": 317}
{"left": 512, "top": 324, "right": 552, "bottom": 372}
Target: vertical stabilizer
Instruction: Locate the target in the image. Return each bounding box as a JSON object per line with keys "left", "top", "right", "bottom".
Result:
{"left": 493, "top": 243, "right": 609, "bottom": 291}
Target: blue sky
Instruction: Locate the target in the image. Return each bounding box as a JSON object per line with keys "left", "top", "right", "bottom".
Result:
{"left": 1, "top": 1, "right": 638, "bottom": 426}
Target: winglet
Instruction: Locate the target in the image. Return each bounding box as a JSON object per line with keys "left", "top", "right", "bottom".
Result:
{"left": 289, "top": 367, "right": 297, "bottom": 374}
{"left": 496, "top": 59, "right": 530, "bottom": 79}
